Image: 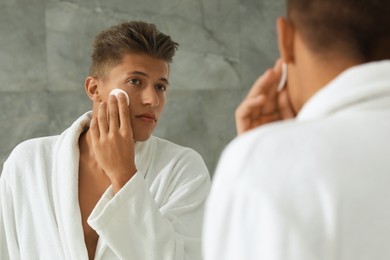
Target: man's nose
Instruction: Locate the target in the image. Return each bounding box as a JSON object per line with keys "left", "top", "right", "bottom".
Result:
{"left": 141, "top": 85, "right": 159, "bottom": 107}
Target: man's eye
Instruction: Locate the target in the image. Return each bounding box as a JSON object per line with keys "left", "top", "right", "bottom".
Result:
{"left": 155, "top": 84, "right": 167, "bottom": 92}
{"left": 128, "top": 78, "right": 141, "bottom": 85}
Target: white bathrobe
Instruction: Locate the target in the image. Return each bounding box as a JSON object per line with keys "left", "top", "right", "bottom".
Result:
{"left": 0, "top": 112, "right": 210, "bottom": 260}
{"left": 203, "top": 60, "right": 390, "bottom": 260}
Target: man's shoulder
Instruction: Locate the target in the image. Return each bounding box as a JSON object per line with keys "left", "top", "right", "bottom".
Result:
{"left": 149, "top": 136, "right": 209, "bottom": 175}
{"left": 1, "top": 135, "right": 59, "bottom": 185}
{"left": 151, "top": 135, "right": 201, "bottom": 159}
{"left": 12, "top": 136, "right": 58, "bottom": 156}
{"left": 215, "top": 119, "right": 325, "bottom": 185}
{"left": 4, "top": 136, "right": 58, "bottom": 170}
{"left": 225, "top": 119, "right": 314, "bottom": 156}
{"left": 229, "top": 117, "right": 333, "bottom": 154}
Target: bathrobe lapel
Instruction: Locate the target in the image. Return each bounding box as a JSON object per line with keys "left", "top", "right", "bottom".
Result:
{"left": 134, "top": 136, "right": 154, "bottom": 179}
{"left": 52, "top": 112, "right": 91, "bottom": 260}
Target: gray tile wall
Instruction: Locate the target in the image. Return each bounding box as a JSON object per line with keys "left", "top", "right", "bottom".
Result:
{"left": 0, "top": 0, "right": 284, "bottom": 174}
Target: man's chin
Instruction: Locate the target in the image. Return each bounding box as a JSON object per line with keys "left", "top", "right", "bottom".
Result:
{"left": 133, "top": 133, "right": 152, "bottom": 142}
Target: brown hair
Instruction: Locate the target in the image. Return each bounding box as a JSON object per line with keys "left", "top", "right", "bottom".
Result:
{"left": 287, "top": 0, "right": 390, "bottom": 62}
{"left": 89, "top": 21, "right": 179, "bottom": 79}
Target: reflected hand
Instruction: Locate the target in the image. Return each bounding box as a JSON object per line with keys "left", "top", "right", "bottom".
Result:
{"left": 90, "top": 93, "right": 136, "bottom": 193}
{"left": 235, "top": 59, "right": 295, "bottom": 135}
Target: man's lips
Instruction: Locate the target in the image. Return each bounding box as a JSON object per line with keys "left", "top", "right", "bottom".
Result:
{"left": 135, "top": 113, "right": 157, "bottom": 122}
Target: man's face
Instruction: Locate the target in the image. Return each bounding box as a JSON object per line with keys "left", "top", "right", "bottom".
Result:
{"left": 97, "top": 53, "right": 169, "bottom": 141}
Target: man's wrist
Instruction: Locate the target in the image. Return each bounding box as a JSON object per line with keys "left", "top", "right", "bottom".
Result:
{"left": 111, "top": 168, "right": 137, "bottom": 194}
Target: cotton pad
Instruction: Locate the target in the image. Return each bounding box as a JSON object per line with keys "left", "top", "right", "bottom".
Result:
{"left": 277, "top": 63, "right": 287, "bottom": 92}
{"left": 109, "top": 88, "right": 130, "bottom": 106}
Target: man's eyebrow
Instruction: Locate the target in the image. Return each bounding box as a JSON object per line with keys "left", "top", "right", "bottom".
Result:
{"left": 128, "top": 71, "right": 147, "bottom": 77}
{"left": 127, "top": 71, "right": 169, "bottom": 85}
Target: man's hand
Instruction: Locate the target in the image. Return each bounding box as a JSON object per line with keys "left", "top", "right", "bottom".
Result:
{"left": 235, "top": 59, "right": 295, "bottom": 135}
{"left": 90, "top": 93, "right": 137, "bottom": 193}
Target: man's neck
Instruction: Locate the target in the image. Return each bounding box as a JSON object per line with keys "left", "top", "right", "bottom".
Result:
{"left": 297, "top": 49, "right": 362, "bottom": 111}
{"left": 79, "top": 130, "right": 95, "bottom": 160}
{"left": 78, "top": 129, "right": 105, "bottom": 176}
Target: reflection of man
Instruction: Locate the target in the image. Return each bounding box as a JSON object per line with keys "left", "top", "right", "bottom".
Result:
{"left": 204, "top": 0, "right": 390, "bottom": 259}
{"left": 1, "top": 21, "right": 210, "bottom": 260}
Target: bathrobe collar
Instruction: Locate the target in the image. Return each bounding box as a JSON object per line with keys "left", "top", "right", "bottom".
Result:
{"left": 297, "top": 60, "right": 390, "bottom": 121}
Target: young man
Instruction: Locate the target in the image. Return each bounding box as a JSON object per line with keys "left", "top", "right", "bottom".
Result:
{"left": 204, "top": 0, "right": 390, "bottom": 259}
{"left": 1, "top": 21, "right": 210, "bottom": 260}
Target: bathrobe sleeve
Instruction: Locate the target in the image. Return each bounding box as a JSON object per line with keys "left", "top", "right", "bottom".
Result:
{"left": 88, "top": 150, "right": 210, "bottom": 260}
{"left": 0, "top": 163, "right": 21, "bottom": 260}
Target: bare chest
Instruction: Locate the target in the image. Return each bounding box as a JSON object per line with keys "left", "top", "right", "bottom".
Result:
{"left": 78, "top": 160, "right": 111, "bottom": 259}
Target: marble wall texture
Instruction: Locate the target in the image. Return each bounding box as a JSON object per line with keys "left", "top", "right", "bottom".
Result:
{"left": 0, "top": 0, "right": 284, "bottom": 174}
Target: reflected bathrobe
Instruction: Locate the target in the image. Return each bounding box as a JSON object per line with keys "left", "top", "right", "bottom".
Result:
{"left": 0, "top": 111, "right": 210, "bottom": 260}
{"left": 203, "top": 61, "right": 390, "bottom": 260}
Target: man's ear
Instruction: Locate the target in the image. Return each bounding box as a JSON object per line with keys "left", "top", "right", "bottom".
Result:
{"left": 277, "top": 17, "right": 295, "bottom": 63}
{"left": 85, "top": 76, "right": 101, "bottom": 102}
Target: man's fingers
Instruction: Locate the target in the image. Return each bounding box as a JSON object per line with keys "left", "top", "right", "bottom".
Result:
{"left": 108, "top": 95, "right": 120, "bottom": 132}
{"left": 273, "top": 58, "right": 283, "bottom": 71}
{"left": 236, "top": 95, "right": 267, "bottom": 119}
{"left": 278, "top": 89, "right": 296, "bottom": 119}
{"left": 236, "top": 59, "right": 296, "bottom": 136}
{"left": 236, "top": 95, "right": 267, "bottom": 135}
{"left": 90, "top": 117, "right": 100, "bottom": 142}
{"left": 118, "top": 93, "right": 131, "bottom": 132}
{"left": 98, "top": 102, "right": 108, "bottom": 135}
{"left": 262, "top": 60, "right": 285, "bottom": 114}
{"left": 253, "top": 112, "right": 280, "bottom": 124}
{"left": 236, "top": 110, "right": 279, "bottom": 135}
{"left": 246, "top": 69, "right": 277, "bottom": 98}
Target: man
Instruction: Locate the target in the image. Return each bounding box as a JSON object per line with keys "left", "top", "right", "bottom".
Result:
{"left": 1, "top": 21, "right": 210, "bottom": 260}
{"left": 204, "top": 0, "right": 390, "bottom": 259}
